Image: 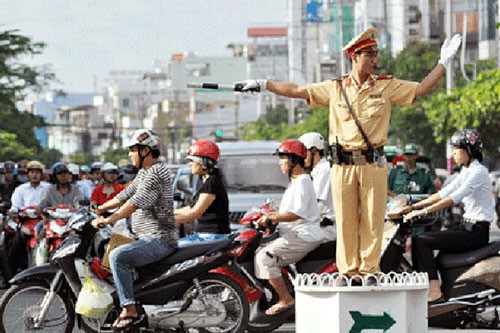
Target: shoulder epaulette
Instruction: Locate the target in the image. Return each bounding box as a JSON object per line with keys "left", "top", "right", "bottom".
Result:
{"left": 331, "top": 75, "right": 349, "bottom": 82}
{"left": 377, "top": 74, "right": 394, "bottom": 80}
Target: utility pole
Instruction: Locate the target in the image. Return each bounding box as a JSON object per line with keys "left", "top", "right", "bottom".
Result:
{"left": 445, "top": 0, "right": 454, "bottom": 93}
{"left": 338, "top": 0, "right": 345, "bottom": 75}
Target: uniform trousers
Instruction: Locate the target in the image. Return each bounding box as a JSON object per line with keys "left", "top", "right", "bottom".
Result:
{"left": 413, "top": 222, "right": 489, "bottom": 280}
{"left": 331, "top": 162, "right": 388, "bottom": 276}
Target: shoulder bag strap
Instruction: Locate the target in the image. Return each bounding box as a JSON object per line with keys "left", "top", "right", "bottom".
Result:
{"left": 337, "top": 79, "right": 375, "bottom": 152}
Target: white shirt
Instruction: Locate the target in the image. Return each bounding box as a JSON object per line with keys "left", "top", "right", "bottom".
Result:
{"left": 278, "top": 173, "right": 323, "bottom": 242}
{"left": 311, "top": 158, "right": 336, "bottom": 241}
{"left": 311, "top": 158, "right": 335, "bottom": 219}
{"left": 9, "top": 181, "right": 51, "bottom": 212}
{"left": 439, "top": 160, "right": 494, "bottom": 222}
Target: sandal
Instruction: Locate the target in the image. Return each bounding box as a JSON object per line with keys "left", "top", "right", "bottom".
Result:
{"left": 112, "top": 314, "right": 144, "bottom": 332}
{"left": 265, "top": 301, "right": 295, "bottom": 316}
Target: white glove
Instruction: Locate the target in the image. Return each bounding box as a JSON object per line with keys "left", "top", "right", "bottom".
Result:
{"left": 438, "top": 34, "right": 462, "bottom": 68}
{"left": 238, "top": 79, "right": 267, "bottom": 93}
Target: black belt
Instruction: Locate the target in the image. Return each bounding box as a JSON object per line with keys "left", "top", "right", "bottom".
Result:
{"left": 461, "top": 219, "right": 490, "bottom": 232}
{"left": 339, "top": 147, "right": 384, "bottom": 165}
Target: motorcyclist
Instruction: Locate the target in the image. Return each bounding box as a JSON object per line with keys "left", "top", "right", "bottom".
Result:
{"left": 2, "top": 161, "right": 49, "bottom": 280}
{"left": 91, "top": 162, "right": 125, "bottom": 205}
{"left": 117, "top": 163, "right": 138, "bottom": 187}
{"left": 89, "top": 161, "right": 103, "bottom": 189}
{"left": 174, "top": 139, "right": 230, "bottom": 246}
{"left": 8, "top": 161, "right": 50, "bottom": 218}
{"left": 67, "top": 163, "right": 91, "bottom": 201}
{"left": 402, "top": 129, "right": 494, "bottom": 303}
{"left": 1, "top": 161, "right": 20, "bottom": 208}
{"left": 91, "top": 129, "right": 177, "bottom": 330}
{"left": 298, "top": 132, "right": 336, "bottom": 242}
{"left": 15, "top": 159, "right": 30, "bottom": 184}
{"left": 254, "top": 139, "right": 323, "bottom": 316}
{"left": 0, "top": 163, "right": 8, "bottom": 214}
{"left": 36, "top": 162, "right": 83, "bottom": 230}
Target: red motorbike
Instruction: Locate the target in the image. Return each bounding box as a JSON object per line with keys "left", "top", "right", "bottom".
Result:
{"left": 0, "top": 206, "right": 41, "bottom": 281}
{"left": 34, "top": 205, "right": 75, "bottom": 266}
{"left": 212, "top": 201, "right": 337, "bottom": 332}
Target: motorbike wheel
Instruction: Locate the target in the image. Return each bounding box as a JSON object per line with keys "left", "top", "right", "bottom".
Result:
{"left": 0, "top": 280, "right": 74, "bottom": 333}
{"left": 179, "top": 273, "right": 250, "bottom": 333}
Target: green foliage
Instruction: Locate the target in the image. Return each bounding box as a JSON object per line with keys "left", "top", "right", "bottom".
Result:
{"left": 0, "top": 131, "right": 35, "bottom": 161}
{"left": 425, "top": 69, "right": 500, "bottom": 157}
{"left": 100, "top": 148, "right": 129, "bottom": 165}
{"left": 68, "top": 153, "right": 98, "bottom": 166}
{"left": 0, "top": 28, "right": 57, "bottom": 157}
{"left": 239, "top": 105, "right": 328, "bottom": 141}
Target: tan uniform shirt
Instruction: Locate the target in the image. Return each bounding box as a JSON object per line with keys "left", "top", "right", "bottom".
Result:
{"left": 307, "top": 75, "right": 418, "bottom": 151}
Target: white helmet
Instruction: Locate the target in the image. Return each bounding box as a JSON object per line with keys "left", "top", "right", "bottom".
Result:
{"left": 298, "top": 132, "right": 325, "bottom": 150}
{"left": 66, "top": 163, "right": 80, "bottom": 176}
{"left": 101, "top": 162, "right": 118, "bottom": 173}
{"left": 128, "top": 129, "right": 161, "bottom": 150}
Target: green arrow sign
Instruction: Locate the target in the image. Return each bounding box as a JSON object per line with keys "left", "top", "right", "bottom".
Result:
{"left": 349, "top": 311, "right": 396, "bottom": 333}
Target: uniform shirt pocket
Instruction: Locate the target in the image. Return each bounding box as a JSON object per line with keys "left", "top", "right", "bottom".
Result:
{"left": 367, "top": 97, "right": 386, "bottom": 118}
{"left": 335, "top": 101, "right": 351, "bottom": 121}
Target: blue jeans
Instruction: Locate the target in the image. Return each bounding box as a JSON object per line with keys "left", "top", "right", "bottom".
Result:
{"left": 178, "top": 232, "right": 229, "bottom": 248}
{"left": 109, "top": 236, "right": 175, "bottom": 306}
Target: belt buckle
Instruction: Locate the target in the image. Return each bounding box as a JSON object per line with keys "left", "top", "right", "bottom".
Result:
{"left": 352, "top": 150, "right": 367, "bottom": 165}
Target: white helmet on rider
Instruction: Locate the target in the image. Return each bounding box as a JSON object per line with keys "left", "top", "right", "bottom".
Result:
{"left": 127, "top": 129, "right": 161, "bottom": 151}
{"left": 298, "top": 132, "right": 325, "bottom": 150}
{"left": 101, "top": 162, "right": 119, "bottom": 174}
{"left": 67, "top": 163, "right": 80, "bottom": 176}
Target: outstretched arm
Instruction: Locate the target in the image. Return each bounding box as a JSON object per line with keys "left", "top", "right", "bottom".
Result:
{"left": 267, "top": 81, "right": 310, "bottom": 100}
{"left": 415, "top": 34, "right": 461, "bottom": 98}
{"left": 415, "top": 64, "right": 445, "bottom": 98}
{"left": 239, "top": 79, "right": 310, "bottom": 100}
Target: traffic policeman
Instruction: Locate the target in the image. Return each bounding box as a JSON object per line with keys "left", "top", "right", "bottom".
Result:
{"left": 388, "top": 143, "right": 435, "bottom": 197}
{"left": 237, "top": 28, "right": 462, "bottom": 279}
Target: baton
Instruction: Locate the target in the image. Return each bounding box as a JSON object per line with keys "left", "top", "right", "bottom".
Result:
{"left": 186, "top": 82, "right": 260, "bottom": 92}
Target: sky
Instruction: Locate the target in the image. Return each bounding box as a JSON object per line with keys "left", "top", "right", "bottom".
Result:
{"left": 1, "top": 0, "right": 288, "bottom": 93}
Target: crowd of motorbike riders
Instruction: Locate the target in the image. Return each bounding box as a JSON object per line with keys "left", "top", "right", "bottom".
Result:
{"left": 0, "top": 158, "right": 137, "bottom": 288}
{"left": 0, "top": 127, "right": 497, "bottom": 329}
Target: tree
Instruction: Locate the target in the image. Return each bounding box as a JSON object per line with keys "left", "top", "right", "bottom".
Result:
{"left": 425, "top": 69, "right": 500, "bottom": 157}
{"left": 0, "top": 131, "right": 34, "bottom": 161}
{"left": 101, "top": 148, "right": 129, "bottom": 165}
{"left": 0, "top": 28, "right": 57, "bottom": 156}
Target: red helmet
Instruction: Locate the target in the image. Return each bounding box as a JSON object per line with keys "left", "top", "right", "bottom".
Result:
{"left": 274, "top": 139, "right": 307, "bottom": 159}
{"left": 187, "top": 140, "right": 220, "bottom": 162}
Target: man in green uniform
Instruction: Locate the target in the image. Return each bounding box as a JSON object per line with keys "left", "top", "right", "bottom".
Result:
{"left": 388, "top": 143, "right": 435, "bottom": 197}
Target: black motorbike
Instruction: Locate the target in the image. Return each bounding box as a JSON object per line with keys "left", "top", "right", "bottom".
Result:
{"left": 380, "top": 194, "right": 500, "bottom": 329}
{"left": 0, "top": 206, "right": 250, "bottom": 333}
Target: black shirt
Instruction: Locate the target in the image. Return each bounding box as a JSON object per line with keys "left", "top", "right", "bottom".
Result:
{"left": 192, "top": 171, "right": 230, "bottom": 234}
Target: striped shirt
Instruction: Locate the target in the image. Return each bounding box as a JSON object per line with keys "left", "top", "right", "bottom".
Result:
{"left": 116, "top": 162, "right": 177, "bottom": 247}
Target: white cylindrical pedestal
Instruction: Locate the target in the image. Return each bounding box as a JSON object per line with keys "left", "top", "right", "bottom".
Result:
{"left": 294, "top": 272, "right": 428, "bottom": 333}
